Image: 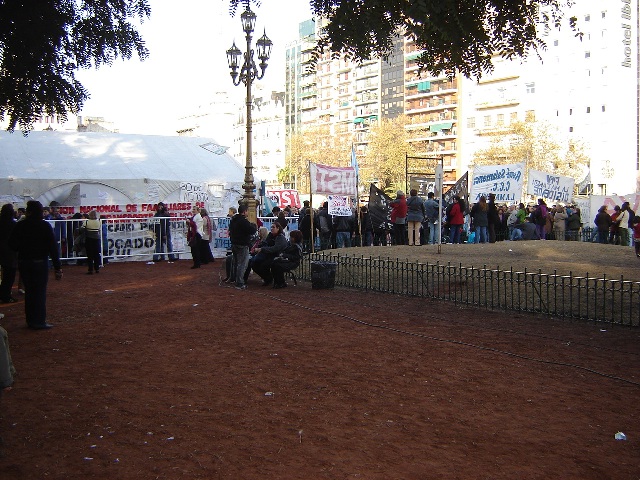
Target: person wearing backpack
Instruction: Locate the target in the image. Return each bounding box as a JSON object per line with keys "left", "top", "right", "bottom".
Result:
{"left": 315, "top": 202, "right": 332, "bottom": 250}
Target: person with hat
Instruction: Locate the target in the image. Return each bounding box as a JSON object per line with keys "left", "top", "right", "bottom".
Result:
{"left": 390, "top": 190, "right": 408, "bottom": 245}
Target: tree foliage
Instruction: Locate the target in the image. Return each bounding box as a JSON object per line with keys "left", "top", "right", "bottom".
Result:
{"left": 231, "top": 0, "right": 576, "bottom": 79}
{"left": 471, "top": 120, "right": 590, "bottom": 186}
{"left": 362, "top": 115, "right": 415, "bottom": 192}
{"left": 282, "top": 125, "right": 352, "bottom": 193}
{"left": 0, "top": 0, "right": 150, "bottom": 133}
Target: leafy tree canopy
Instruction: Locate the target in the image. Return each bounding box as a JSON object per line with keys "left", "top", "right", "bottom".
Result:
{"left": 471, "top": 120, "right": 590, "bottom": 188}
{"left": 282, "top": 125, "right": 352, "bottom": 193}
{"left": 0, "top": 0, "right": 150, "bottom": 133}
{"left": 362, "top": 115, "right": 415, "bottom": 192}
{"left": 231, "top": 0, "right": 576, "bottom": 79}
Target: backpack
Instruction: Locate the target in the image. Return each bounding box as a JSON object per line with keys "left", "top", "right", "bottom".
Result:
{"left": 319, "top": 214, "right": 330, "bottom": 234}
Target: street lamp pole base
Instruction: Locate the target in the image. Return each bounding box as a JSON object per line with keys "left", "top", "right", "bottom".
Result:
{"left": 242, "top": 196, "right": 258, "bottom": 224}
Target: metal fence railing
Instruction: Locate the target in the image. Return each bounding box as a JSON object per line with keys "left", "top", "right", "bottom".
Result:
{"left": 295, "top": 253, "right": 640, "bottom": 327}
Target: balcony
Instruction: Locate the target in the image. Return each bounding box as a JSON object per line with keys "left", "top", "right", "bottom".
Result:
{"left": 355, "top": 80, "right": 379, "bottom": 92}
{"left": 475, "top": 99, "right": 520, "bottom": 110}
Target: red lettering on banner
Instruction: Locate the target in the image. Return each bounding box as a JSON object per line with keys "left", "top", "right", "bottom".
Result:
{"left": 311, "top": 164, "right": 356, "bottom": 195}
{"left": 267, "top": 190, "right": 301, "bottom": 208}
{"left": 126, "top": 204, "right": 137, "bottom": 212}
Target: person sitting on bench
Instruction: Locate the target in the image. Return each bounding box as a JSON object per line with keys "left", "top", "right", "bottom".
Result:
{"left": 270, "top": 230, "right": 303, "bottom": 289}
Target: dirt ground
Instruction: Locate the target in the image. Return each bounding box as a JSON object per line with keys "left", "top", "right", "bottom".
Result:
{"left": 1, "top": 242, "right": 639, "bottom": 479}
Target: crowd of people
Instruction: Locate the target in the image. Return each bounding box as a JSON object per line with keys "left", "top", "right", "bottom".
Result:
{"left": 284, "top": 192, "right": 640, "bottom": 259}
{"left": 226, "top": 204, "right": 303, "bottom": 290}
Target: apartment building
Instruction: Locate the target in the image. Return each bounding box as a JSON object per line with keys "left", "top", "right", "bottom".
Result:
{"left": 231, "top": 86, "right": 286, "bottom": 186}
{"left": 403, "top": 39, "right": 461, "bottom": 184}
{"left": 460, "top": 2, "right": 639, "bottom": 195}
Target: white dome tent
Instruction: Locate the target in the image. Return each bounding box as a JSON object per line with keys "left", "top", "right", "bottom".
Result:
{"left": 0, "top": 131, "right": 247, "bottom": 215}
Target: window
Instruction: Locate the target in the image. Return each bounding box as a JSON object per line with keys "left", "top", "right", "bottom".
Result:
{"left": 467, "top": 117, "right": 476, "bottom": 128}
{"left": 497, "top": 113, "right": 504, "bottom": 126}
{"left": 484, "top": 115, "right": 491, "bottom": 127}
{"left": 526, "top": 82, "right": 535, "bottom": 94}
{"left": 602, "top": 11, "right": 606, "bottom": 18}
{"left": 525, "top": 110, "right": 535, "bottom": 121}
{"left": 553, "top": 40, "right": 559, "bottom": 46}
{"left": 585, "top": 14, "right": 590, "bottom": 22}
{"left": 586, "top": 107, "right": 591, "bottom": 113}
{"left": 510, "top": 112, "right": 517, "bottom": 123}
{"left": 569, "top": 126, "right": 574, "bottom": 132}
{"left": 602, "top": 105, "right": 606, "bottom": 112}
{"left": 585, "top": 51, "right": 590, "bottom": 58}
{"left": 569, "top": 108, "right": 573, "bottom": 115}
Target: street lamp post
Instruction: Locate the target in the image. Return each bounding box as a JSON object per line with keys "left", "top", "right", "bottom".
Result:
{"left": 226, "top": 5, "right": 272, "bottom": 224}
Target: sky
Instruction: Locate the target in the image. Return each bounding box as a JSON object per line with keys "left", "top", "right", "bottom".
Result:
{"left": 76, "top": 0, "right": 314, "bottom": 135}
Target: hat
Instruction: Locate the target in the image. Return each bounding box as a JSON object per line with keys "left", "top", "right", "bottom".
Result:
{"left": 396, "top": 190, "right": 405, "bottom": 197}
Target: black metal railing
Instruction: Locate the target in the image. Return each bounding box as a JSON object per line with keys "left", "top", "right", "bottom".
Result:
{"left": 295, "top": 254, "right": 640, "bottom": 327}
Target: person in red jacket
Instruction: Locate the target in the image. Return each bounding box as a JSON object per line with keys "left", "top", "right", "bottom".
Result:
{"left": 447, "top": 196, "right": 465, "bottom": 244}
{"left": 390, "top": 190, "right": 408, "bottom": 245}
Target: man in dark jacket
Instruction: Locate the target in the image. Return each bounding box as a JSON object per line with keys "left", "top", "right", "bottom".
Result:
{"left": 152, "top": 202, "right": 176, "bottom": 262}
{"left": 8, "top": 201, "right": 63, "bottom": 329}
{"left": 487, "top": 193, "right": 500, "bottom": 243}
{"left": 229, "top": 204, "right": 257, "bottom": 290}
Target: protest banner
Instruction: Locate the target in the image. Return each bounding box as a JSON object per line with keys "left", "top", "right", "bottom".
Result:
{"left": 410, "top": 176, "right": 435, "bottom": 196}
{"left": 309, "top": 163, "right": 357, "bottom": 195}
{"left": 527, "top": 169, "right": 575, "bottom": 203}
{"left": 470, "top": 163, "right": 525, "bottom": 203}
{"left": 266, "top": 189, "right": 301, "bottom": 208}
{"left": 328, "top": 195, "right": 352, "bottom": 216}
{"left": 180, "top": 182, "right": 210, "bottom": 203}
{"left": 367, "top": 183, "right": 392, "bottom": 231}
{"left": 443, "top": 172, "right": 469, "bottom": 208}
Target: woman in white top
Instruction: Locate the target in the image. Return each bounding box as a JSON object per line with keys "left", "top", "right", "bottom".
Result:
{"left": 199, "top": 208, "right": 216, "bottom": 264}
{"left": 83, "top": 210, "right": 102, "bottom": 274}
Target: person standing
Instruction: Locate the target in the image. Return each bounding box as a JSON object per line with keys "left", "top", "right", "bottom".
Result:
{"left": 534, "top": 198, "right": 548, "bottom": 240}
{"left": 486, "top": 193, "right": 499, "bottom": 243}
{"left": 552, "top": 205, "right": 568, "bottom": 241}
{"left": 333, "top": 210, "right": 355, "bottom": 248}
{"left": 594, "top": 205, "right": 612, "bottom": 244}
{"left": 470, "top": 196, "right": 489, "bottom": 243}
{"left": 359, "top": 206, "right": 373, "bottom": 247}
{"left": 632, "top": 215, "right": 640, "bottom": 258}
{"left": 199, "top": 208, "right": 216, "bottom": 264}
{"left": 82, "top": 210, "right": 102, "bottom": 274}
{"left": 406, "top": 189, "right": 425, "bottom": 246}
{"left": 8, "top": 201, "right": 63, "bottom": 329}
{"left": 0, "top": 204, "right": 18, "bottom": 303}
{"left": 447, "top": 196, "right": 465, "bottom": 244}
{"left": 187, "top": 206, "right": 203, "bottom": 269}
{"left": 423, "top": 192, "right": 439, "bottom": 244}
{"left": 616, "top": 202, "right": 631, "bottom": 247}
{"left": 153, "top": 202, "right": 176, "bottom": 262}
{"left": 315, "top": 202, "right": 332, "bottom": 250}
{"left": 609, "top": 205, "right": 621, "bottom": 244}
{"left": 228, "top": 204, "right": 257, "bottom": 290}
{"left": 390, "top": 190, "right": 408, "bottom": 245}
